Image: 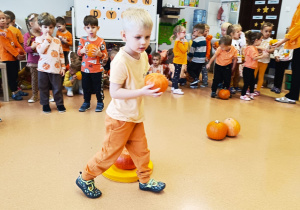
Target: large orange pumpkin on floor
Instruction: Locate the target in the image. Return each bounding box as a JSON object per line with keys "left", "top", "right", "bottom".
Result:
{"left": 206, "top": 120, "right": 228, "bottom": 140}
{"left": 86, "top": 44, "right": 98, "bottom": 57}
{"left": 144, "top": 73, "right": 168, "bottom": 93}
{"left": 114, "top": 148, "right": 136, "bottom": 170}
{"left": 224, "top": 118, "right": 240, "bottom": 137}
{"left": 218, "top": 89, "right": 230, "bottom": 100}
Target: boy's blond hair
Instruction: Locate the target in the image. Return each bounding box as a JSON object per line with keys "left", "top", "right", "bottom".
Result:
{"left": 204, "top": 24, "right": 210, "bottom": 29}
{"left": 221, "top": 22, "right": 232, "bottom": 29}
{"left": 122, "top": 8, "right": 153, "bottom": 31}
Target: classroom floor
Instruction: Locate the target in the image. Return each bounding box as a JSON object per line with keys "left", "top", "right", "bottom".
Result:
{"left": 0, "top": 78, "right": 300, "bottom": 210}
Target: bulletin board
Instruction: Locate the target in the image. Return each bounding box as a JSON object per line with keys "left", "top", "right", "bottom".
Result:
{"left": 74, "top": 0, "right": 158, "bottom": 40}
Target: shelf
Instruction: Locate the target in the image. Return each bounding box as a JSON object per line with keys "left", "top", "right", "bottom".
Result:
{"left": 162, "top": 15, "right": 180, "bottom": 19}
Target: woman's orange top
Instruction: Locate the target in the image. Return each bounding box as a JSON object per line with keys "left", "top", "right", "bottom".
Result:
{"left": 285, "top": 3, "right": 300, "bottom": 50}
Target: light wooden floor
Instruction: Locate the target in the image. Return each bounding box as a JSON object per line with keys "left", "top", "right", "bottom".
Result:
{"left": 0, "top": 81, "right": 300, "bottom": 210}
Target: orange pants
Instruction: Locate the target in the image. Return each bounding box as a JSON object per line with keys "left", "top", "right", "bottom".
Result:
{"left": 254, "top": 62, "right": 269, "bottom": 91}
{"left": 82, "top": 114, "right": 151, "bottom": 183}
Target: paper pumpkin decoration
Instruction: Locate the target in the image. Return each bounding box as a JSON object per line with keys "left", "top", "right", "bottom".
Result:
{"left": 106, "top": 10, "right": 117, "bottom": 19}
{"left": 90, "top": 9, "right": 101, "bottom": 18}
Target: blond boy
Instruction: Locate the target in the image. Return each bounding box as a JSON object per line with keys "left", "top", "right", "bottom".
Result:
{"left": 76, "top": 8, "right": 166, "bottom": 199}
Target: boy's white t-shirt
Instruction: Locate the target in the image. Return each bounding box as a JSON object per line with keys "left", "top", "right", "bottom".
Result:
{"left": 106, "top": 47, "right": 149, "bottom": 123}
{"left": 258, "top": 37, "right": 272, "bottom": 63}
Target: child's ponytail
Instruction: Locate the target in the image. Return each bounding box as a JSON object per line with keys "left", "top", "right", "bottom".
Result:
{"left": 25, "top": 13, "right": 38, "bottom": 46}
{"left": 244, "top": 30, "right": 262, "bottom": 45}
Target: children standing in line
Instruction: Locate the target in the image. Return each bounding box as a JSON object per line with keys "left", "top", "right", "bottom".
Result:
{"left": 187, "top": 23, "right": 206, "bottom": 89}
{"left": 24, "top": 13, "right": 41, "bottom": 103}
{"left": 4, "top": 10, "right": 24, "bottom": 46}
{"left": 272, "top": 27, "right": 293, "bottom": 94}
{"left": 240, "top": 31, "right": 268, "bottom": 101}
{"left": 0, "top": 11, "right": 27, "bottom": 101}
{"left": 63, "top": 53, "right": 83, "bottom": 96}
{"left": 35, "top": 12, "right": 66, "bottom": 113}
{"left": 227, "top": 24, "right": 245, "bottom": 94}
{"left": 148, "top": 52, "right": 168, "bottom": 74}
{"left": 206, "top": 35, "right": 238, "bottom": 98}
{"left": 254, "top": 22, "right": 274, "bottom": 96}
{"left": 170, "top": 25, "right": 188, "bottom": 95}
{"left": 56, "top": 16, "right": 72, "bottom": 65}
{"left": 76, "top": 8, "right": 165, "bottom": 199}
{"left": 77, "top": 15, "right": 108, "bottom": 112}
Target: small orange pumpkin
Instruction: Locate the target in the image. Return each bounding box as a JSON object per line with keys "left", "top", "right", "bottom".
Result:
{"left": 51, "top": 50, "right": 58, "bottom": 57}
{"left": 43, "top": 63, "right": 50, "bottom": 70}
{"left": 218, "top": 89, "right": 230, "bottom": 100}
{"left": 144, "top": 73, "right": 169, "bottom": 93}
{"left": 90, "top": 8, "right": 101, "bottom": 18}
{"left": 75, "top": 71, "right": 82, "bottom": 80}
{"left": 224, "top": 118, "right": 240, "bottom": 137}
{"left": 114, "top": 148, "right": 136, "bottom": 170}
{"left": 206, "top": 120, "right": 228, "bottom": 140}
{"left": 86, "top": 44, "right": 98, "bottom": 57}
{"left": 106, "top": 10, "right": 117, "bottom": 19}
{"left": 206, "top": 34, "right": 213, "bottom": 41}
{"left": 214, "top": 41, "right": 219, "bottom": 48}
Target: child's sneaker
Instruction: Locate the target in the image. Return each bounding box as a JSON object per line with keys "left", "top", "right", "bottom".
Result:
{"left": 95, "top": 102, "right": 104, "bottom": 112}
{"left": 240, "top": 95, "right": 251, "bottom": 101}
{"left": 211, "top": 92, "right": 217, "bottom": 98}
{"left": 67, "top": 90, "right": 74, "bottom": 97}
{"left": 18, "top": 91, "right": 29, "bottom": 96}
{"left": 200, "top": 84, "right": 208, "bottom": 88}
{"left": 79, "top": 89, "right": 84, "bottom": 95}
{"left": 271, "top": 86, "right": 276, "bottom": 92}
{"left": 275, "top": 96, "right": 296, "bottom": 104}
{"left": 12, "top": 92, "right": 23, "bottom": 101}
{"left": 190, "top": 79, "right": 199, "bottom": 85}
{"left": 249, "top": 93, "right": 255, "bottom": 100}
{"left": 230, "top": 87, "right": 236, "bottom": 94}
{"left": 28, "top": 96, "right": 39, "bottom": 103}
{"left": 171, "top": 87, "right": 174, "bottom": 92}
{"left": 139, "top": 179, "right": 166, "bottom": 193}
{"left": 235, "top": 87, "right": 242, "bottom": 92}
{"left": 274, "top": 88, "right": 281, "bottom": 94}
{"left": 254, "top": 91, "right": 260, "bottom": 96}
{"left": 79, "top": 102, "right": 90, "bottom": 112}
{"left": 190, "top": 83, "right": 198, "bottom": 89}
{"left": 49, "top": 95, "right": 55, "bottom": 102}
{"left": 76, "top": 172, "right": 102, "bottom": 198}
{"left": 246, "top": 90, "right": 250, "bottom": 95}
{"left": 57, "top": 105, "right": 66, "bottom": 113}
{"left": 172, "top": 89, "right": 184, "bottom": 95}
{"left": 43, "top": 104, "right": 51, "bottom": 113}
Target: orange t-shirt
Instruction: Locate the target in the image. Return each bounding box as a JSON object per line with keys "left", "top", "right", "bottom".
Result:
{"left": 77, "top": 36, "right": 108, "bottom": 73}
{"left": 243, "top": 46, "right": 259, "bottom": 69}
{"left": 8, "top": 26, "right": 24, "bottom": 44}
{"left": 0, "top": 28, "right": 25, "bottom": 61}
{"left": 56, "top": 30, "right": 72, "bottom": 52}
{"left": 215, "top": 45, "right": 238, "bottom": 66}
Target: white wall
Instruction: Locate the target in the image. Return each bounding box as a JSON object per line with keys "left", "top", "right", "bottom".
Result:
{"left": 2, "top": 0, "right": 73, "bottom": 34}
{"left": 277, "top": 0, "right": 298, "bottom": 39}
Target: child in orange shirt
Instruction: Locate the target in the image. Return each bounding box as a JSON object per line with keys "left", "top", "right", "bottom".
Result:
{"left": 206, "top": 35, "right": 238, "bottom": 98}
{"left": 170, "top": 25, "right": 188, "bottom": 95}
{"left": 77, "top": 15, "right": 108, "bottom": 112}
{"left": 0, "top": 11, "right": 26, "bottom": 100}
{"left": 56, "top": 16, "right": 72, "bottom": 65}
{"left": 4, "top": 10, "right": 24, "bottom": 46}
{"left": 240, "top": 31, "right": 268, "bottom": 101}
{"left": 75, "top": 8, "right": 165, "bottom": 199}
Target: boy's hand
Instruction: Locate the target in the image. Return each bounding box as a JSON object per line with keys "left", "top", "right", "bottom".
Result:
{"left": 60, "top": 37, "right": 67, "bottom": 44}
{"left": 16, "top": 54, "right": 26, "bottom": 60}
{"left": 140, "top": 84, "right": 162, "bottom": 97}
{"left": 212, "top": 43, "right": 217, "bottom": 50}
{"left": 275, "top": 56, "right": 280, "bottom": 62}
{"left": 182, "top": 38, "right": 187, "bottom": 43}
{"left": 60, "top": 69, "right": 65, "bottom": 76}
{"left": 205, "top": 57, "right": 209, "bottom": 62}
{"left": 0, "top": 32, "right": 6, "bottom": 37}
{"left": 93, "top": 48, "right": 103, "bottom": 57}
{"left": 206, "top": 63, "right": 210, "bottom": 70}
{"left": 31, "top": 41, "right": 37, "bottom": 50}
{"left": 45, "top": 33, "right": 52, "bottom": 43}
{"left": 80, "top": 46, "right": 86, "bottom": 54}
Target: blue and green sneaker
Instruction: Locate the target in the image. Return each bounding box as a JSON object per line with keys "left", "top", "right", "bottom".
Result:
{"left": 139, "top": 179, "right": 166, "bottom": 193}
{"left": 76, "top": 172, "right": 102, "bottom": 198}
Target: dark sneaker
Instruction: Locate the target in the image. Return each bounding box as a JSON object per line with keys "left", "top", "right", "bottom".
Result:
{"left": 139, "top": 179, "right": 166, "bottom": 193}
{"left": 230, "top": 87, "right": 236, "bottom": 94}
{"left": 18, "top": 91, "right": 29, "bottom": 96}
{"left": 57, "top": 105, "right": 66, "bottom": 113}
{"left": 95, "top": 102, "right": 104, "bottom": 112}
{"left": 43, "top": 104, "right": 51, "bottom": 113}
{"left": 235, "top": 87, "right": 242, "bottom": 92}
{"left": 217, "top": 83, "right": 223, "bottom": 89}
{"left": 79, "top": 102, "right": 90, "bottom": 112}
{"left": 211, "top": 92, "right": 217, "bottom": 98}
{"left": 190, "top": 79, "right": 199, "bottom": 85}
{"left": 275, "top": 88, "right": 281, "bottom": 94}
{"left": 12, "top": 92, "right": 23, "bottom": 101}
{"left": 190, "top": 83, "right": 198, "bottom": 89}
{"left": 76, "top": 172, "right": 102, "bottom": 199}
{"left": 271, "top": 86, "right": 276, "bottom": 92}
{"left": 200, "top": 84, "right": 208, "bottom": 88}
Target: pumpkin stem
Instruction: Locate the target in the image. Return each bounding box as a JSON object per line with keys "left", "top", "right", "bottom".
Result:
{"left": 215, "top": 120, "right": 220, "bottom": 123}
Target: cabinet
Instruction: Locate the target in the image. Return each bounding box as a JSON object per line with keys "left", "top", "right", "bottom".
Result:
{"left": 282, "top": 70, "right": 292, "bottom": 91}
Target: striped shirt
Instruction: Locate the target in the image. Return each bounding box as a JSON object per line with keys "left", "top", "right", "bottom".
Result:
{"left": 188, "top": 36, "right": 206, "bottom": 63}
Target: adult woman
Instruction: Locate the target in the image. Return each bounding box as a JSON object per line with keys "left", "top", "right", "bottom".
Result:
{"left": 274, "top": 3, "right": 300, "bottom": 104}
